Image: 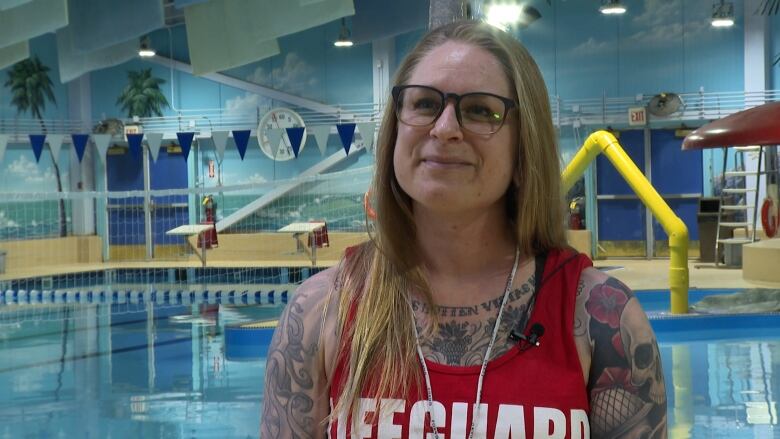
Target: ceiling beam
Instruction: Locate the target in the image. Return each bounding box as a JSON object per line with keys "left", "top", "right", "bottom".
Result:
{"left": 146, "top": 54, "right": 347, "bottom": 115}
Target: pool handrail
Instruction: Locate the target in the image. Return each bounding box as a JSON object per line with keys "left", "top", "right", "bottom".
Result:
{"left": 561, "top": 130, "right": 690, "bottom": 314}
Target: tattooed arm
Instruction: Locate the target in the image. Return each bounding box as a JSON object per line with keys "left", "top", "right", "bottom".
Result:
{"left": 576, "top": 267, "right": 667, "bottom": 439}
{"left": 260, "top": 266, "right": 340, "bottom": 439}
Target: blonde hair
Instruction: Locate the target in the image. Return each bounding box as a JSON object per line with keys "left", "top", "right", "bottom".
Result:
{"left": 330, "top": 20, "right": 568, "bottom": 423}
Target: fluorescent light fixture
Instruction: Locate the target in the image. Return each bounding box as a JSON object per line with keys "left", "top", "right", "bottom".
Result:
{"left": 600, "top": 0, "right": 627, "bottom": 15}
{"left": 711, "top": 1, "right": 734, "bottom": 27}
{"left": 334, "top": 17, "right": 353, "bottom": 47}
{"left": 138, "top": 36, "right": 155, "bottom": 57}
{"left": 486, "top": 4, "right": 522, "bottom": 30}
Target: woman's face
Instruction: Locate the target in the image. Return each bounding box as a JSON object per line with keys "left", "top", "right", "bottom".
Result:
{"left": 393, "top": 41, "right": 518, "bottom": 217}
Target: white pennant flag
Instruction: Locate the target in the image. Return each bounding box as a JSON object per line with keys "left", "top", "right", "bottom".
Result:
{"left": 266, "top": 128, "right": 285, "bottom": 159}
{"left": 0, "top": 134, "right": 8, "bottom": 165}
{"left": 47, "top": 134, "right": 65, "bottom": 166}
{"left": 211, "top": 131, "right": 229, "bottom": 161}
{"left": 309, "top": 125, "right": 330, "bottom": 156}
{"left": 357, "top": 122, "right": 376, "bottom": 152}
{"left": 92, "top": 134, "right": 112, "bottom": 166}
{"left": 146, "top": 132, "right": 164, "bottom": 162}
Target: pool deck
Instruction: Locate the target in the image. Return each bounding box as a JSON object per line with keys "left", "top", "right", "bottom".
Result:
{"left": 599, "top": 259, "right": 754, "bottom": 291}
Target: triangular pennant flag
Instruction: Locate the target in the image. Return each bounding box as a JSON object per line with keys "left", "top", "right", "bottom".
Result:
{"left": 145, "top": 132, "right": 163, "bottom": 162}
{"left": 336, "top": 123, "right": 357, "bottom": 155}
{"left": 29, "top": 134, "right": 46, "bottom": 163}
{"left": 309, "top": 125, "right": 330, "bottom": 156}
{"left": 71, "top": 134, "right": 89, "bottom": 162}
{"left": 357, "top": 122, "right": 376, "bottom": 152}
{"left": 211, "top": 131, "right": 229, "bottom": 162}
{"left": 46, "top": 134, "right": 65, "bottom": 166}
{"left": 286, "top": 127, "right": 305, "bottom": 158}
{"left": 177, "top": 132, "right": 195, "bottom": 161}
{"left": 266, "top": 128, "right": 284, "bottom": 159}
{"left": 0, "top": 134, "right": 9, "bottom": 165}
{"left": 92, "top": 134, "right": 112, "bottom": 166}
{"left": 232, "top": 130, "right": 251, "bottom": 160}
{"left": 126, "top": 133, "right": 144, "bottom": 160}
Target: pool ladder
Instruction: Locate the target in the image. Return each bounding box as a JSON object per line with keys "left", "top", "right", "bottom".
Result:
{"left": 714, "top": 145, "right": 765, "bottom": 267}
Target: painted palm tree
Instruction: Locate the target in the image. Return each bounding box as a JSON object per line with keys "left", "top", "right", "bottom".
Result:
{"left": 116, "top": 68, "right": 169, "bottom": 118}
{"left": 4, "top": 56, "right": 68, "bottom": 237}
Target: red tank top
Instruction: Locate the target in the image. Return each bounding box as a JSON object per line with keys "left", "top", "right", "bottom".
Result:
{"left": 329, "top": 248, "right": 593, "bottom": 439}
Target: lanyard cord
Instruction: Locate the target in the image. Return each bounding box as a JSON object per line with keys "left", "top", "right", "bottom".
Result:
{"left": 410, "top": 246, "right": 521, "bottom": 439}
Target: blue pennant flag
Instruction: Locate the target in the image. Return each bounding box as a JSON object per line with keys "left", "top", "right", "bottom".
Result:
{"left": 232, "top": 130, "right": 251, "bottom": 160}
{"left": 29, "top": 134, "right": 46, "bottom": 162}
{"left": 286, "top": 127, "right": 305, "bottom": 158}
{"left": 126, "top": 133, "right": 144, "bottom": 160}
{"left": 336, "top": 123, "right": 356, "bottom": 155}
{"left": 71, "top": 134, "right": 90, "bottom": 162}
{"left": 177, "top": 132, "right": 195, "bottom": 161}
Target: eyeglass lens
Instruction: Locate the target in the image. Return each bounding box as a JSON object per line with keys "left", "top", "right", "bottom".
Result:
{"left": 396, "top": 86, "right": 509, "bottom": 134}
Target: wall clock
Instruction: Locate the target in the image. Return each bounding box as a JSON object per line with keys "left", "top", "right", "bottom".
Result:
{"left": 258, "top": 107, "right": 307, "bottom": 161}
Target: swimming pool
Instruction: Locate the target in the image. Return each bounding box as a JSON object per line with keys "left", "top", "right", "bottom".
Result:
{"left": 0, "top": 288, "right": 777, "bottom": 438}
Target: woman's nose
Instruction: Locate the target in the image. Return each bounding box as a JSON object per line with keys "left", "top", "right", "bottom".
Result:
{"left": 429, "top": 102, "right": 464, "bottom": 141}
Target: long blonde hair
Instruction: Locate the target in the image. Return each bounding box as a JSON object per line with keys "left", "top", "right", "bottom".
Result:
{"left": 331, "top": 20, "right": 568, "bottom": 422}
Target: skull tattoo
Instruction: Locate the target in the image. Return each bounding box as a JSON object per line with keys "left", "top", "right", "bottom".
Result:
{"left": 620, "top": 299, "right": 664, "bottom": 405}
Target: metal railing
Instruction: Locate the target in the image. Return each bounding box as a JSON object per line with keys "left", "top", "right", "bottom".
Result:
{"left": 0, "top": 89, "right": 777, "bottom": 138}
{"left": 552, "top": 89, "right": 780, "bottom": 128}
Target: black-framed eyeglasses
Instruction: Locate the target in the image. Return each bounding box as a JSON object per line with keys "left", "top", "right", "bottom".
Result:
{"left": 392, "top": 84, "right": 517, "bottom": 135}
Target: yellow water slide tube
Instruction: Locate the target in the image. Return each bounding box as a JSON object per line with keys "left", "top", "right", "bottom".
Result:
{"left": 561, "top": 130, "right": 689, "bottom": 314}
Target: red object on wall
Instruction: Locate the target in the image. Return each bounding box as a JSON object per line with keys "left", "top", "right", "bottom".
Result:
{"left": 308, "top": 221, "right": 329, "bottom": 248}
{"left": 762, "top": 198, "right": 779, "bottom": 238}
{"left": 569, "top": 213, "right": 583, "bottom": 230}
{"left": 199, "top": 196, "right": 219, "bottom": 249}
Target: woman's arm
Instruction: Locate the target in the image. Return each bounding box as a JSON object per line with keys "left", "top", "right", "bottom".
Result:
{"left": 577, "top": 267, "right": 668, "bottom": 439}
{"left": 260, "top": 267, "right": 340, "bottom": 439}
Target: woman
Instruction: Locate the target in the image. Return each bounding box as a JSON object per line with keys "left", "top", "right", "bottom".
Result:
{"left": 261, "top": 20, "right": 666, "bottom": 438}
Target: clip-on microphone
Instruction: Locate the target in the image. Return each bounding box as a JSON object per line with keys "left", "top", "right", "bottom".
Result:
{"left": 509, "top": 323, "right": 545, "bottom": 347}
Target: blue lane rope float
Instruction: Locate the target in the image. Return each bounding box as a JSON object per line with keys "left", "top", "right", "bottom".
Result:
{"left": 1, "top": 288, "right": 290, "bottom": 306}
{"left": 224, "top": 320, "right": 278, "bottom": 361}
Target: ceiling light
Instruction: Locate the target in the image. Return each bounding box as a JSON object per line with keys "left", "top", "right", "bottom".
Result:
{"left": 138, "top": 36, "right": 155, "bottom": 57}
{"left": 486, "top": 4, "right": 521, "bottom": 30}
{"left": 334, "top": 18, "right": 353, "bottom": 47}
{"left": 711, "top": 1, "right": 734, "bottom": 27}
{"left": 600, "top": 0, "right": 627, "bottom": 15}
{"left": 485, "top": 3, "right": 541, "bottom": 30}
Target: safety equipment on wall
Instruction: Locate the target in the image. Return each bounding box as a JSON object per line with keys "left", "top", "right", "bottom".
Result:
{"left": 199, "top": 195, "right": 219, "bottom": 249}
{"left": 568, "top": 197, "right": 585, "bottom": 230}
{"left": 761, "top": 197, "right": 779, "bottom": 238}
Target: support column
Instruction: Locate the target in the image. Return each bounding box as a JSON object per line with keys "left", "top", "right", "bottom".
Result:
{"left": 67, "top": 74, "right": 95, "bottom": 236}
{"left": 743, "top": 0, "right": 769, "bottom": 232}
{"left": 744, "top": 0, "right": 769, "bottom": 103}
{"left": 372, "top": 37, "right": 395, "bottom": 112}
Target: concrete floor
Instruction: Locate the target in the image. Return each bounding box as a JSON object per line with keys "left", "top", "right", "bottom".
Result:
{"left": 598, "top": 259, "right": 753, "bottom": 291}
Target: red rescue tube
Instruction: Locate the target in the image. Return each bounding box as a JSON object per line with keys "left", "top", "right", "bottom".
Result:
{"left": 761, "top": 198, "right": 779, "bottom": 238}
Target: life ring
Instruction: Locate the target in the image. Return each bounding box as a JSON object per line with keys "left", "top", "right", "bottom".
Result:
{"left": 364, "top": 191, "right": 377, "bottom": 220}
{"left": 761, "top": 198, "right": 779, "bottom": 238}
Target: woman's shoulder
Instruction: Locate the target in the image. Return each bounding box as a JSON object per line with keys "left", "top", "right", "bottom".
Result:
{"left": 282, "top": 266, "right": 343, "bottom": 342}
{"left": 293, "top": 266, "right": 340, "bottom": 306}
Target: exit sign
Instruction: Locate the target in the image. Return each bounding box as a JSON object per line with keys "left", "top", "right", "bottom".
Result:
{"left": 629, "top": 107, "right": 647, "bottom": 126}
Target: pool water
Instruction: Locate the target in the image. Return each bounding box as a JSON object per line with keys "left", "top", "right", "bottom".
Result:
{"left": 0, "top": 290, "right": 778, "bottom": 438}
